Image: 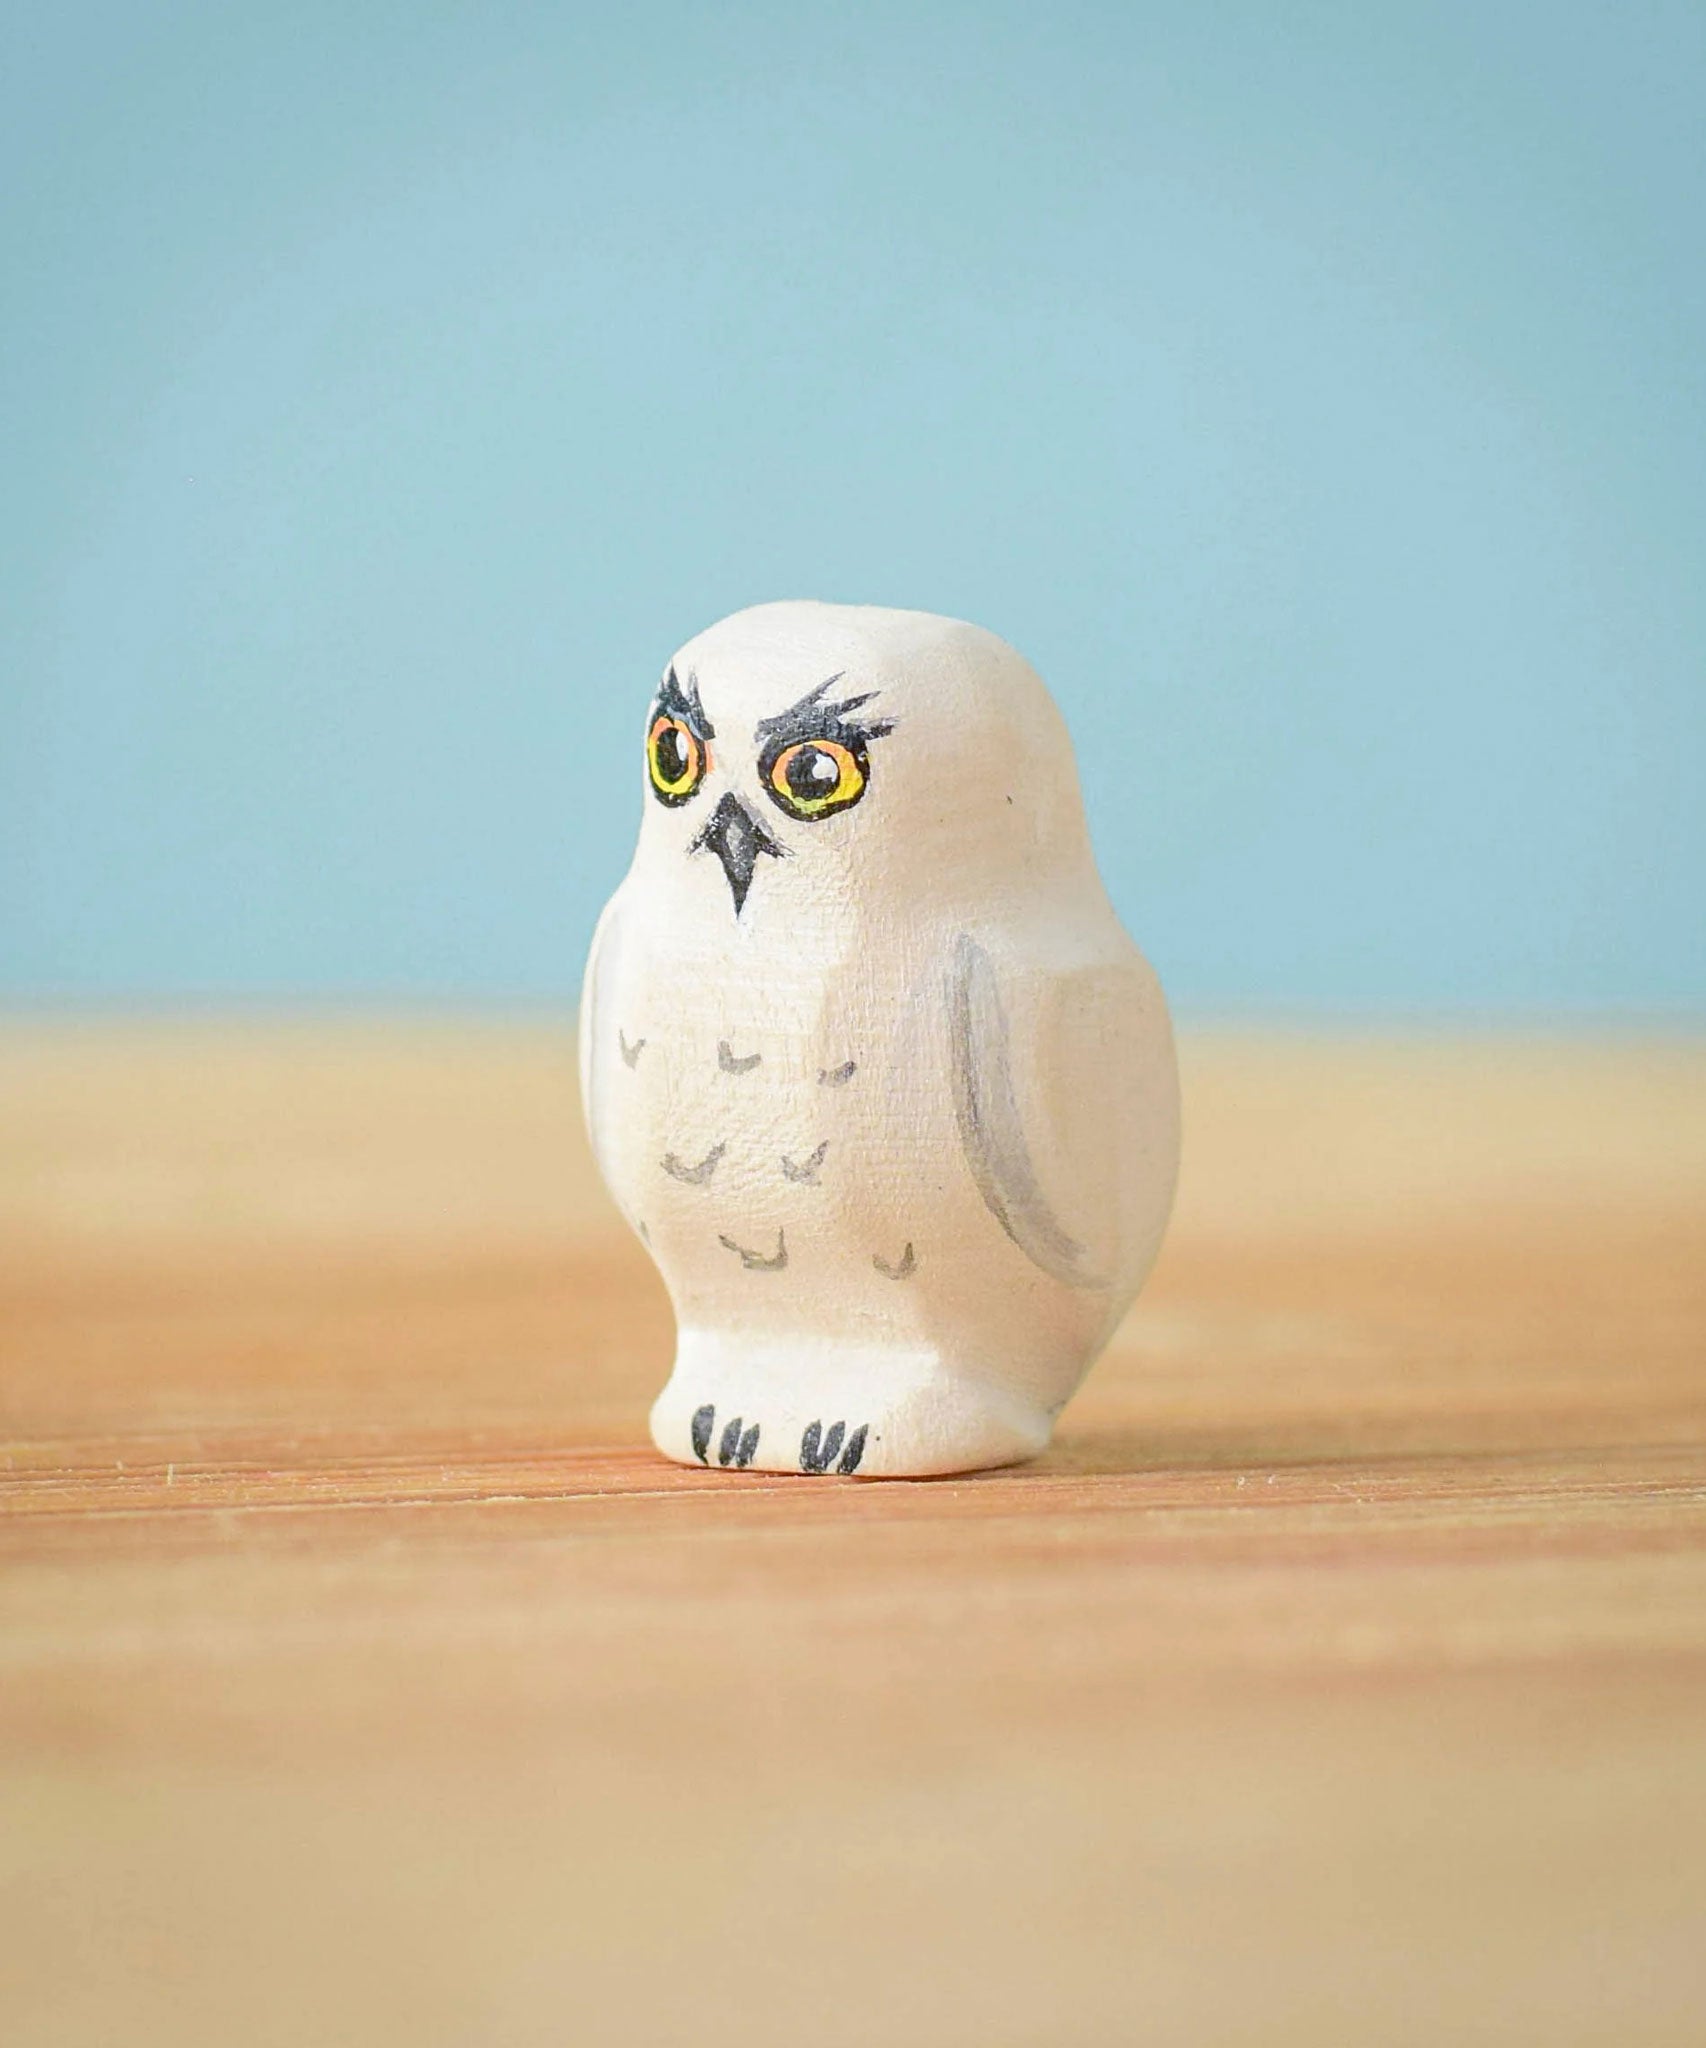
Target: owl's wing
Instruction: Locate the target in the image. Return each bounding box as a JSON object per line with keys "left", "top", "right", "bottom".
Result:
{"left": 577, "top": 892, "right": 627, "bottom": 1191}
{"left": 946, "top": 929, "right": 1177, "bottom": 1300}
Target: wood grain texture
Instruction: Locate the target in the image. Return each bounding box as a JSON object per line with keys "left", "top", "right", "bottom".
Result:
{"left": 2, "top": 1023, "right": 1703, "bottom": 2047}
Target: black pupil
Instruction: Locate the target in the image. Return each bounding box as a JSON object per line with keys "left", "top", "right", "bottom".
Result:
{"left": 787, "top": 746, "right": 841, "bottom": 800}
{"left": 655, "top": 723, "right": 692, "bottom": 783}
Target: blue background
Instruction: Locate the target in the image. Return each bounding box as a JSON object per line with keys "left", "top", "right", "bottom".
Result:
{"left": 3, "top": 1, "right": 1701, "bottom": 1016}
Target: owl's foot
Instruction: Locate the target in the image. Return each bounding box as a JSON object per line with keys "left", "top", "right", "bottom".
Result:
{"left": 652, "top": 1343, "right": 1053, "bottom": 1478}
{"left": 689, "top": 1403, "right": 760, "bottom": 1469}
{"left": 683, "top": 1404, "right": 867, "bottom": 1474}
{"left": 798, "top": 1419, "right": 869, "bottom": 1476}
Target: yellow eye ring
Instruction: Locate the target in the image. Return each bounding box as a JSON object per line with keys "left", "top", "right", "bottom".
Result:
{"left": 647, "top": 715, "right": 709, "bottom": 806}
{"left": 765, "top": 737, "right": 867, "bottom": 820}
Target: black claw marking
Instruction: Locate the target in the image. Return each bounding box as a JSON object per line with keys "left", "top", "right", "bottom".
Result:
{"left": 818, "top": 1060, "right": 857, "bottom": 1087}
{"left": 873, "top": 1241, "right": 917, "bottom": 1279}
{"left": 800, "top": 1420, "right": 870, "bottom": 1473}
{"left": 799, "top": 1419, "right": 848, "bottom": 1473}
{"left": 716, "top": 1416, "right": 760, "bottom": 1468}
{"left": 690, "top": 1405, "right": 715, "bottom": 1464}
{"left": 718, "top": 1040, "right": 762, "bottom": 1075}
{"left": 780, "top": 1139, "right": 829, "bottom": 1185}
{"left": 662, "top": 1142, "right": 725, "bottom": 1185}
{"left": 619, "top": 1030, "right": 647, "bottom": 1068}
{"left": 718, "top": 1228, "right": 788, "bottom": 1272}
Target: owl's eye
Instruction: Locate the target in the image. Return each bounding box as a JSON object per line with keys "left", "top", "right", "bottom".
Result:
{"left": 647, "top": 714, "right": 709, "bottom": 806}
{"left": 763, "top": 738, "right": 867, "bottom": 821}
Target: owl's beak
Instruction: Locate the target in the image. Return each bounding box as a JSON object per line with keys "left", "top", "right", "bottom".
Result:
{"left": 689, "top": 791, "right": 784, "bottom": 916}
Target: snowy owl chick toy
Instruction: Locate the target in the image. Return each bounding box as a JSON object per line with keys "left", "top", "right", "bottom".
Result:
{"left": 580, "top": 601, "right": 1179, "bottom": 1478}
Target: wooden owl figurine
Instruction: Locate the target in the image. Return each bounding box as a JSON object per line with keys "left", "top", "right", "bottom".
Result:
{"left": 580, "top": 601, "right": 1179, "bottom": 1477}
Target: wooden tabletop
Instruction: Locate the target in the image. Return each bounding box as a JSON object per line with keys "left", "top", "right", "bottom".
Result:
{"left": 2, "top": 1023, "right": 1703, "bottom": 2047}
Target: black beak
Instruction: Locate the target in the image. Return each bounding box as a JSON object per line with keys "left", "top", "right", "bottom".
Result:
{"left": 689, "top": 791, "right": 785, "bottom": 915}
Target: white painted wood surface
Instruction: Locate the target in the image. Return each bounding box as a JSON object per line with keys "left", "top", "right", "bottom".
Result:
{"left": 580, "top": 601, "right": 1179, "bottom": 1475}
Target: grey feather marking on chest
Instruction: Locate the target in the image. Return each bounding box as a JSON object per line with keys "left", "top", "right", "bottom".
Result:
{"left": 718, "top": 1040, "right": 761, "bottom": 1074}
{"left": 619, "top": 1029, "right": 646, "bottom": 1068}
{"left": 818, "top": 1060, "right": 857, "bottom": 1086}
{"left": 780, "top": 1140, "right": 829, "bottom": 1184}
{"left": 718, "top": 1228, "right": 788, "bottom": 1272}
{"left": 947, "top": 932, "right": 1104, "bottom": 1290}
{"left": 662, "top": 1142, "right": 726, "bottom": 1185}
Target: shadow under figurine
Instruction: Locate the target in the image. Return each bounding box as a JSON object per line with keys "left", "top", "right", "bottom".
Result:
{"left": 580, "top": 601, "right": 1179, "bottom": 1477}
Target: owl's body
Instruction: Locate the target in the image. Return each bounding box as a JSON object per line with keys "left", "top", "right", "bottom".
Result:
{"left": 581, "top": 602, "right": 1178, "bottom": 1477}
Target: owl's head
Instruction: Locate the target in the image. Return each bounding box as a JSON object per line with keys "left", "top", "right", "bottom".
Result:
{"left": 626, "top": 601, "right": 1097, "bottom": 926}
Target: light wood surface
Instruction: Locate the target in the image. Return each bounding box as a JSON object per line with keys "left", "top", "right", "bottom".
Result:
{"left": 2, "top": 1023, "right": 1704, "bottom": 2046}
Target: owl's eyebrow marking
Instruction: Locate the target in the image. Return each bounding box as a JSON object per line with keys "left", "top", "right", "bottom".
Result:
{"left": 753, "top": 673, "right": 894, "bottom": 749}
{"left": 654, "top": 666, "right": 715, "bottom": 739}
